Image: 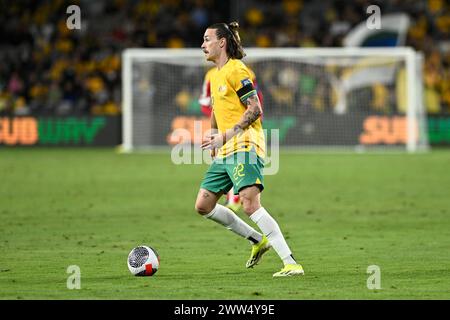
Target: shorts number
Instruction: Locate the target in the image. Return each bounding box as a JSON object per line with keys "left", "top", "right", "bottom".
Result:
{"left": 233, "top": 163, "right": 245, "bottom": 181}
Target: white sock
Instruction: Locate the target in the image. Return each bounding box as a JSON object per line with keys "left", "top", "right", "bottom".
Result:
{"left": 204, "top": 204, "right": 262, "bottom": 244}
{"left": 250, "top": 207, "right": 297, "bottom": 265}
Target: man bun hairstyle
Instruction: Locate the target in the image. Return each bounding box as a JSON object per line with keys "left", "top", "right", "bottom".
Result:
{"left": 209, "top": 21, "right": 246, "bottom": 59}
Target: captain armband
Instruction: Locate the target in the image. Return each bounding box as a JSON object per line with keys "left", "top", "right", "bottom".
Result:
{"left": 237, "top": 83, "right": 257, "bottom": 104}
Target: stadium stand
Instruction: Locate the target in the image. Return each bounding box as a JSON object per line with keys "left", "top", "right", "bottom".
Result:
{"left": 0, "top": 0, "right": 448, "bottom": 116}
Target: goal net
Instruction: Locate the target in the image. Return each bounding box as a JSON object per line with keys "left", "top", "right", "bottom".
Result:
{"left": 122, "top": 48, "right": 428, "bottom": 152}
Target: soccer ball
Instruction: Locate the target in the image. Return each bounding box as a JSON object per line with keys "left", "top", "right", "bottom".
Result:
{"left": 127, "top": 245, "right": 160, "bottom": 276}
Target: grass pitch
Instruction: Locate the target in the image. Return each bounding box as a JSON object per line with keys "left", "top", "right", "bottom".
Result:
{"left": 0, "top": 148, "right": 449, "bottom": 299}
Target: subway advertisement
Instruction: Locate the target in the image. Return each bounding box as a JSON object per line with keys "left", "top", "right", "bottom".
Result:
{"left": 165, "top": 114, "right": 450, "bottom": 147}
{"left": 1, "top": 115, "right": 449, "bottom": 147}
{"left": 0, "top": 116, "right": 121, "bottom": 146}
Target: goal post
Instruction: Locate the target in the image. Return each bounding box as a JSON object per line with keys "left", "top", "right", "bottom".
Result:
{"left": 122, "top": 47, "right": 428, "bottom": 153}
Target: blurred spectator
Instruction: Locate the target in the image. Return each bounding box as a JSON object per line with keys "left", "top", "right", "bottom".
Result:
{"left": 0, "top": 0, "right": 448, "bottom": 116}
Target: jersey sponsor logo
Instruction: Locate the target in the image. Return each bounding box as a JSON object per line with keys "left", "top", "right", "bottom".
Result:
{"left": 241, "top": 78, "right": 251, "bottom": 87}
{"left": 218, "top": 85, "right": 227, "bottom": 93}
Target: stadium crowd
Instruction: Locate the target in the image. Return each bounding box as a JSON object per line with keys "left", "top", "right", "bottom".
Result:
{"left": 0, "top": 0, "right": 448, "bottom": 116}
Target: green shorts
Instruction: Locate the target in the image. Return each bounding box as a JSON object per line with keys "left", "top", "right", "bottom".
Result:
{"left": 200, "top": 151, "right": 265, "bottom": 195}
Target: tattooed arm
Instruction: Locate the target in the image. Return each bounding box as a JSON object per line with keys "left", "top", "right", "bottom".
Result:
{"left": 201, "top": 93, "right": 262, "bottom": 150}
{"left": 225, "top": 94, "right": 262, "bottom": 141}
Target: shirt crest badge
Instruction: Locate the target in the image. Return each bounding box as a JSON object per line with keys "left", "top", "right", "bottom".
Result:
{"left": 241, "top": 78, "right": 251, "bottom": 86}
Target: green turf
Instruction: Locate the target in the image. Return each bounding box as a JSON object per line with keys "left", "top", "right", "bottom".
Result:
{"left": 0, "top": 148, "right": 449, "bottom": 299}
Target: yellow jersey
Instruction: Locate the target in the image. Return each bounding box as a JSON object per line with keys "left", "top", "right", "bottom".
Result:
{"left": 209, "top": 59, "right": 265, "bottom": 158}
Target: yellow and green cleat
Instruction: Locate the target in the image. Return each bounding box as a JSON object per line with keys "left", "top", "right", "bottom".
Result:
{"left": 246, "top": 236, "right": 271, "bottom": 268}
{"left": 273, "top": 264, "right": 305, "bottom": 277}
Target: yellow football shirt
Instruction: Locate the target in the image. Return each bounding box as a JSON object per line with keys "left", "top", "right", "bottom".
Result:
{"left": 209, "top": 59, "right": 265, "bottom": 158}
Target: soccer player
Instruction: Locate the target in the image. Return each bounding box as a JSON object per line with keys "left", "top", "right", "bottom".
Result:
{"left": 195, "top": 22, "right": 304, "bottom": 277}
{"left": 199, "top": 66, "right": 263, "bottom": 213}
